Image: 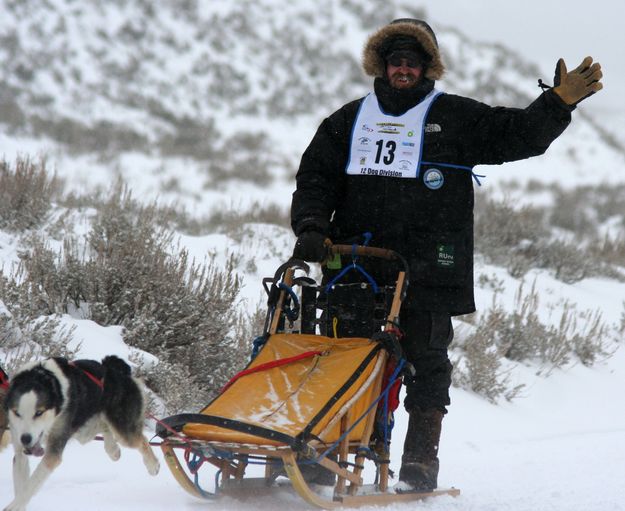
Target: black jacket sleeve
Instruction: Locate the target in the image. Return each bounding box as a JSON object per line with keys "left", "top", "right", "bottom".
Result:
{"left": 457, "top": 89, "right": 573, "bottom": 166}
{"left": 290, "top": 100, "right": 360, "bottom": 236}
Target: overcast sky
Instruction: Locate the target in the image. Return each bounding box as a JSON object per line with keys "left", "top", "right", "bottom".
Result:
{"left": 419, "top": 0, "right": 622, "bottom": 114}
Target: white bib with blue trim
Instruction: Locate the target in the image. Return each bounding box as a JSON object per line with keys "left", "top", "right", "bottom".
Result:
{"left": 345, "top": 89, "right": 441, "bottom": 179}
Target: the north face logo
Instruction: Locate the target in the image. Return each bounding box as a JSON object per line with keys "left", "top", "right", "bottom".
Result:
{"left": 425, "top": 123, "right": 442, "bottom": 133}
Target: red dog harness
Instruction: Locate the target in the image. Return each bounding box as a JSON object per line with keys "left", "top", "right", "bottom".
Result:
{"left": 68, "top": 362, "right": 104, "bottom": 389}
{"left": 0, "top": 365, "right": 9, "bottom": 392}
{"left": 0, "top": 362, "right": 104, "bottom": 392}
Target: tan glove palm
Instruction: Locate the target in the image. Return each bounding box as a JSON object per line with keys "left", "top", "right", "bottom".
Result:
{"left": 553, "top": 56, "right": 603, "bottom": 105}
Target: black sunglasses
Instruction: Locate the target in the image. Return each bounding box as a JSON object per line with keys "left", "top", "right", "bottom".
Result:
{"left": 387, "top": 55, "right": 422, "bottom": 68}
{"left": 387, "top": 57, "right": 421, "bottom": 69}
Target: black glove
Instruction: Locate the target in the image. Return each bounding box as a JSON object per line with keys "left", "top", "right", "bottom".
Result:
{"left": 293, "top": 230, "right": 328, "bottom": 262}
{"left": 553, "top": 56, "right": 603, "bottom": 105}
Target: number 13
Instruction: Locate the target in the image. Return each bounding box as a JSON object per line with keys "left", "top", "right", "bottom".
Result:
{"left": 375, "top": 140, "right": 396, "bottom": 165}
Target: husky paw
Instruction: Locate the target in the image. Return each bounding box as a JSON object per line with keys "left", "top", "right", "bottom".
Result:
{"left": 4, "top": 500, "right": 27, "bottom": 511}
{"left": 141, "top": 444, "right": 160, "bottom": 476}
{"left": 146, "top": 458, "right": 160, "bottom": 476}
{"left": 105, "top": 443, "right": 121, "bottom": 461}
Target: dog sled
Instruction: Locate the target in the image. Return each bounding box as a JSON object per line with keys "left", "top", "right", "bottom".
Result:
{"left": 155, "top": 244, "right": 459, "bottom": 508}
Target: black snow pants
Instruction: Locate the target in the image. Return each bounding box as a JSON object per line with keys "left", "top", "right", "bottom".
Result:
{"left": 399, "top": 310, "right": 454, "bottom": 414}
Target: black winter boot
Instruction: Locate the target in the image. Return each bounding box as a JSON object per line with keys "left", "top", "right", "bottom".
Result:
{"left": 398, "top": 407, "right": 444, "bottom": 492}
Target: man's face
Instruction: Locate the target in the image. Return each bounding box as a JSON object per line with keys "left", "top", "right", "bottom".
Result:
{"left": 385, "top": 51, "right": 423, "bottom": 89}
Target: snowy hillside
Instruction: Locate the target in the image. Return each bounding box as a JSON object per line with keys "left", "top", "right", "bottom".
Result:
{"left": 2, "top": 0, "right": 625, "bottom": 510}
{"left": 2, "top": 0, "right": 624, "bottom": 212}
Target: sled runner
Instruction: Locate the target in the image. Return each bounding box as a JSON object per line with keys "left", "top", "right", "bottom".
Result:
{"left": 156, "top": 244, "right": 459, "bottom": 508}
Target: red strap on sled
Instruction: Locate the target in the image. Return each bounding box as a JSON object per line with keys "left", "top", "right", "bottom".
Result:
{"left": 220, "top": 350, "right": 324, "bottom": 393}
{"left": 381, "top": 362, "right": 402, "bottom": 413}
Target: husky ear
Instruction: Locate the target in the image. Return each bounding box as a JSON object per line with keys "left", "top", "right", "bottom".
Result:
{"left": 33, "top": 366, "right": 65, "bottom": 412}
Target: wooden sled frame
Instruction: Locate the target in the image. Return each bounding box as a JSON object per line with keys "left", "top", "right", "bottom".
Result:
{"left": 157, "top": 245, "right": 460, "bottom": 508}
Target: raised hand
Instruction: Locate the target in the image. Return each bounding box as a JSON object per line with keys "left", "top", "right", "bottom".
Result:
{"left": 553, "top": 56, "right": 603, "bottom": 105}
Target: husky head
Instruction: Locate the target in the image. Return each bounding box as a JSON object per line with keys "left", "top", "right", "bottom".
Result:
{"left": 5, "top": 360, "right": 68, "bottom": 457}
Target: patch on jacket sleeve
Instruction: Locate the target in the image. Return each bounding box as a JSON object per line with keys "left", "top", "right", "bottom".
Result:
{"left": 436, "top": 243, "right": 455, "bottom": 267}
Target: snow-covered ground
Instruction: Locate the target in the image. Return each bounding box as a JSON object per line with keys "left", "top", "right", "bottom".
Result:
{"left": 2, "top": 259, "right": 624, "bottom": 510}
{"left": 2, "top": 350, "right": 624, "bottom": 510}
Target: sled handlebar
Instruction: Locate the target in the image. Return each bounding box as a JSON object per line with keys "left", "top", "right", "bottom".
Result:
{"left": 330, "top": 244, "right": 398, "bottom": 260}
{"left": 332, "top": 243, "right": 405, "bottom": 264}
{"left": 328, "top": 244, "right": 410, "bottom": 278}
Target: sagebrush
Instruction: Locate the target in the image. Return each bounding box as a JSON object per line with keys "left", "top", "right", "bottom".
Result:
{"left": 0, "top": 157, "right": 62, "bottom": 231}
{"left": 474, "top": 186, "right": 625, "bottom": 283}
{"left": 0, "top": 295, "right": 79, "bottom": 375}
{"left": 0, "top": 185, "right": 257, "bottom": 412}
{"left": 452, "top": 278, "right": 615, "bottom": 402}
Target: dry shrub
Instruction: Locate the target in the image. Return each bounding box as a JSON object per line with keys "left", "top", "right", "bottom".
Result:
{"left": 590, "top": 235, "right": 625, "bottom": 271}
{"left": 474, "top": 195, "right": 547, "bottom": 277}
{"left": 452, "top": 279, "right": 615, "bottom": 401}
{"left": 203, "top": 202, "right": 289, "bottom": 234}
{"left": 1, "top": 186, "right": 253, "bottom": 412}
{"left": 451, "top": 305, "right": 525, "bottom": 403}
{"left": 452, "top": 334, "right": 523, "bottom": 404}
{"left": 0, "top": 296, "right": 78, "bottom": 375}
{"left": 551, "top": 184, "right": 625, "bottom": 233}
{"left": 475, "top": 189, "right": 625, "bottom": 283}
{"left": 0, "top": 157, "right": 62, "bottom": 231}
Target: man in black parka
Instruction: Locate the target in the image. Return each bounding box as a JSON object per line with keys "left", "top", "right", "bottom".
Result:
{"left": 290, "top": 18, "right": 603, "bottom": 492}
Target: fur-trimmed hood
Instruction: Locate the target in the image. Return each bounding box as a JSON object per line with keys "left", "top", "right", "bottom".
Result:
{"left": 362, "top": 19, "right": 444, "bottom": 81}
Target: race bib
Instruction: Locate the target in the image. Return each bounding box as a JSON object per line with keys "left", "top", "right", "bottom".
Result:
{"left": 345, "top": 89, "right": 442, "bottom": 179}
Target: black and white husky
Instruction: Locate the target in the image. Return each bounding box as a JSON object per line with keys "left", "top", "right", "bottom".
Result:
{"left": 2, "top": 356, "right": 159, "bottom": 511}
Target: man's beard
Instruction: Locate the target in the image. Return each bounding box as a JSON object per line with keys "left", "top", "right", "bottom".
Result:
{"left": 373, "top": 76, "right": 435, "bottom": 115}
{"left": 389, "top": 72, "right": 419, "bottom": 89}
